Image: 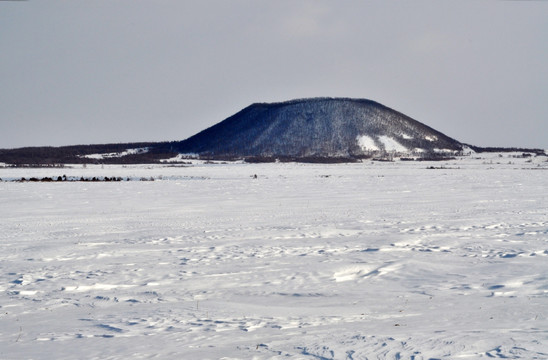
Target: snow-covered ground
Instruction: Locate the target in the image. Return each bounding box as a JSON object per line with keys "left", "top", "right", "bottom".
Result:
{"left": 1, "top": 154, "right": 547, "bottom": 359}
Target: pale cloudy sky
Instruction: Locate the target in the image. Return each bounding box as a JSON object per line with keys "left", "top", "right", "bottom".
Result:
{"left": 1, "top": 0, "right": 547, "bottom": 149}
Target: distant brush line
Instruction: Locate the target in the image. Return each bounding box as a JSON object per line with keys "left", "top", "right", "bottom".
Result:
{"left": 4, "top": 176, "right": 145, "bottom": 182}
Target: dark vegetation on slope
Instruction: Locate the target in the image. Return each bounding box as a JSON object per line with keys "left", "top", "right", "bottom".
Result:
{"left": 173, "top": 98, "right": 463, "bottom": 158}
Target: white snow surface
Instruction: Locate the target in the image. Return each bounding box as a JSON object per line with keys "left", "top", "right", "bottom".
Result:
{"left": 1, "top": 155, "right": 548, "bottom": 359}
{"left": 357, "top": 135, "right": 409, "bottom": 153}
{"left": 378, "top": 135, "right": 408, "bottom": 152}
{"left": 356, "top": 135, "right": 379, "bottom": 152}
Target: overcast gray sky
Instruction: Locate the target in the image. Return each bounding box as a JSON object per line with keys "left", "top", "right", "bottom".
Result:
{"left": 1, "top": 0, "right": 547, "bottom": 149}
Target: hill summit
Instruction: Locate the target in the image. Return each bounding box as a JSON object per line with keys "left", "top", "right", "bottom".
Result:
{"left": 174, "top": 97, "right": 463, "bottom": 159}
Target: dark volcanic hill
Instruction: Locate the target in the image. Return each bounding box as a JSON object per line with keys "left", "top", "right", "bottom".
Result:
{"left": 6, "top": 97, "right": 543, "bottom": 165}
{"left": 174, "top": 97, "right": 463, "bottom": 158}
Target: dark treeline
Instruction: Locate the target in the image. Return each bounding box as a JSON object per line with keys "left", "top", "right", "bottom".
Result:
{"left": 466, "top": 145, "right": 546, "bottom": 156}
{"left": 0, "top": 142, "right": 180, "bottom": 165}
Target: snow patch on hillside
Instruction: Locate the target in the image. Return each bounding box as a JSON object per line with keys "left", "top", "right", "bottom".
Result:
{"left": 81, "top": 148, "right": 149, "bottom": 160}
{"left": 356, "top": 135, "right": 379, "bottom": 151}
{"left": 461, "top": 145, "right": 476, "bottom": 155}
{"left": 378, "top": 135, "right": 408, "bottom": 152}
{"left": 357, "top": 135, "right": 412, "bottom": 153}
{"left": 433, "top": 148, "right": 459, "bottom": 154}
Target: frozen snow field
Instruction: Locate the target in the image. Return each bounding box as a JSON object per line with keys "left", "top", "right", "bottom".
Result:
{"left": 1, "top": 155, "right": 547, "bottom": 359}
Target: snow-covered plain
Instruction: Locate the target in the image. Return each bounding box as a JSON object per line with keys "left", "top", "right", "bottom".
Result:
{"left": 1, "top": 154, "right": 547, "bottom": 359}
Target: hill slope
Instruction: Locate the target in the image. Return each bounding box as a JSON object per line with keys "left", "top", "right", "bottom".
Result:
{"left": 174, "top": 98, "right": 464, "bottom": 158}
